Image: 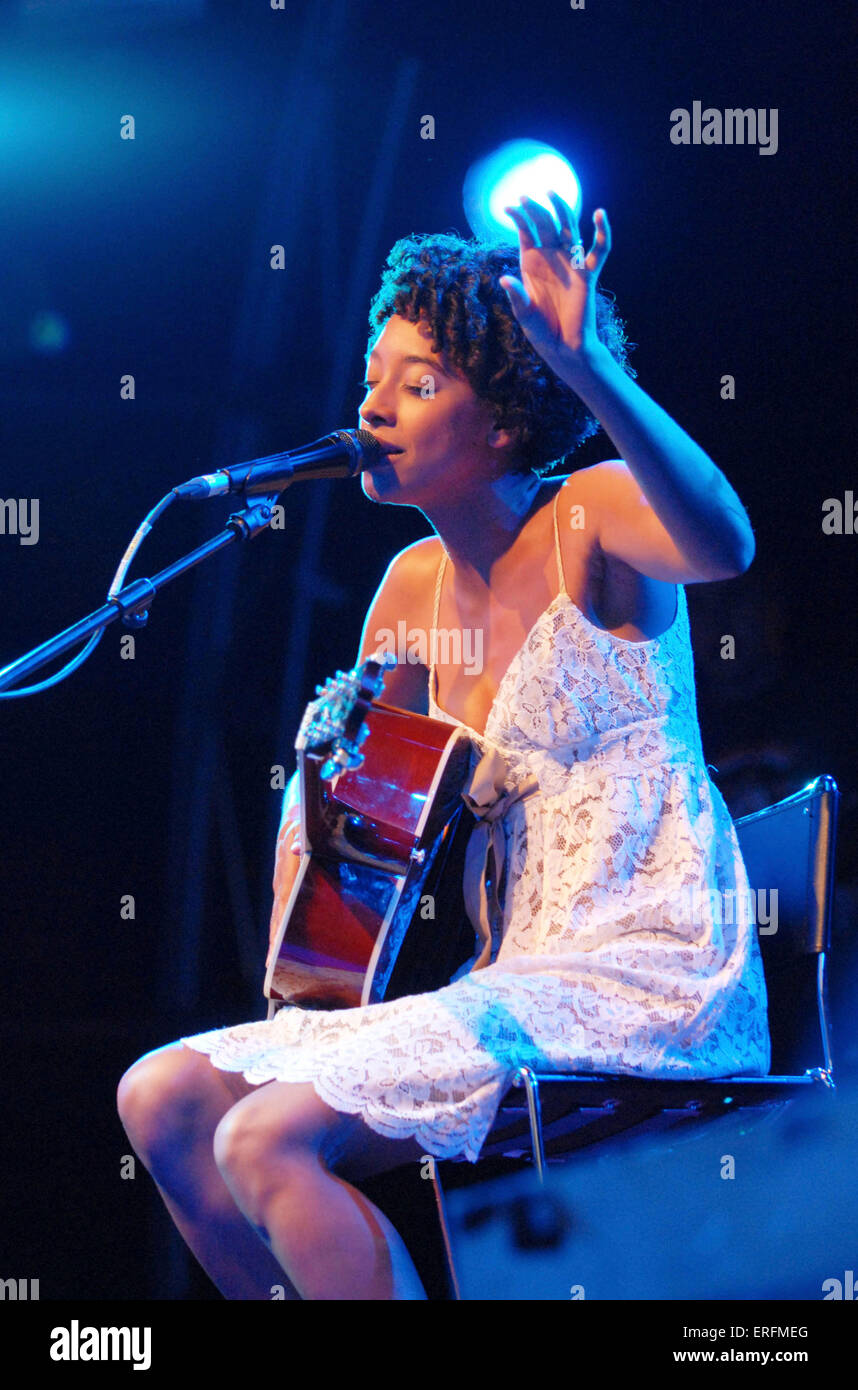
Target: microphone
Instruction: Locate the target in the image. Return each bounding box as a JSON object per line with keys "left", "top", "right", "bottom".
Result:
{"left": 173, "top": 429, "right": 384, "bottom": 499}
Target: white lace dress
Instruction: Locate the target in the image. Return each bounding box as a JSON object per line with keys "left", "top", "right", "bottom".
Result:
{"left": 182, "top": 488, "right": 770, "bottom": 1163}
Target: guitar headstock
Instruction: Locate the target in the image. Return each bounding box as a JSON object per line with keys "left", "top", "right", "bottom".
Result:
{"left": 296, "top": 650, "right": 397, "bottom": 781}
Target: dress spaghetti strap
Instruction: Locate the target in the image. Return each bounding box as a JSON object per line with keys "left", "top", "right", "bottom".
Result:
{"left": 433, "top": 482, "right": 567, "bottom": 629}
{"left": 429, "top": 546, "right": 448, "bottom": 709}
{"left": 432, "top": 545, "right": 447, "bottom": 632}
{"left": 552, "top": 482, "right": 568, "bottom": 596}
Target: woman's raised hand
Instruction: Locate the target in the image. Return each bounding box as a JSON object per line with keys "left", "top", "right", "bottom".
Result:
{"left": 499, "top": 191, "right": 611, "bottom": 380}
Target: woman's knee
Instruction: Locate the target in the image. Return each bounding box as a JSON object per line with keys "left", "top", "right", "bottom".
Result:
{"left": 117, "top": 1042, "right": 220, "bottom": 1161}
{"left": 212, "top": 1084, "right": 326, "bottom": 1198}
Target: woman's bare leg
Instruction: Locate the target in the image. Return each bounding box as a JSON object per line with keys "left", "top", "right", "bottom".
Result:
{"left": 212, "top": 1081, "right": 431, "bottom": 1300}
{"left": 117, "top": 1042, "right": 301, "bottom": 1300}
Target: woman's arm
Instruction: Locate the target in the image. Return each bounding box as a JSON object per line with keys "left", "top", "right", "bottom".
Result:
{"left": 267, "top": 543, "right": 433, "bottom": 966}
{"left": 555, "top": 348, "right": 754, "bottom": 581}
{"left": 501, "top": 194, "right": 754, "bottom": 583}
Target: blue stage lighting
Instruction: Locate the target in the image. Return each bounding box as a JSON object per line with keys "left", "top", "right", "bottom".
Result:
{"left": 29, "top": 312, "right": 71, "bottom": 354}
{"left": 463, "top": 139, "right": 582, "bottom": 243}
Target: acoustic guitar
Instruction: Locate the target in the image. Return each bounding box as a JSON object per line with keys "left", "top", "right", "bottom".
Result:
{"left": 264, "top": 655, "right": 479, "bottom": 1016}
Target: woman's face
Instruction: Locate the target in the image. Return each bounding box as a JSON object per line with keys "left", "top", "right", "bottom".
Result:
{"left": 357, "top": 313, "right": 511, "bottom": 505}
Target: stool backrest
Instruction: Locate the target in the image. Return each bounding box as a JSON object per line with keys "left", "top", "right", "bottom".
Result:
{"left": 734, "top": 775, "right": 839, "bottom": 1076}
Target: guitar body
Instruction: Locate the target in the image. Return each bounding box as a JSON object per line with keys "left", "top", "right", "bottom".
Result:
{"left": 264, "top": 695, "right": 478, "bottom": 1014}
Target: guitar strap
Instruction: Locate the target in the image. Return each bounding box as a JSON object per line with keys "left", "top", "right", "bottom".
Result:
{"left": 459, "top": 746, "right": 541, "bottom": 972}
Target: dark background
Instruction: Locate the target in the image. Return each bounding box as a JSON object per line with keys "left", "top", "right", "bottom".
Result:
{"left": 0, "top": 0, "right": 855, "bottom": 1300}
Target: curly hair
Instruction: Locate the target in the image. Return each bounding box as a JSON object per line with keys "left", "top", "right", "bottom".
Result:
{"left": 366, "top": 230, "right": 635, "bottom": 476}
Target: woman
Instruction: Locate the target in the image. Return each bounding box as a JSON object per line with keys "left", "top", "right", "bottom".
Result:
{"left": 117, "top": 192, "right": 770, "bottom": 1300}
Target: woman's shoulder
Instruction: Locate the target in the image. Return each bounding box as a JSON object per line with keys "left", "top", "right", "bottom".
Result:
{"left": 384, "top": 535, "right": 445, "bottom": 592}
{"left": 546, "top": 460, "right": 624, "bottom": 515}
{"left": 361, "top": 536, "right": 443, "bottom": 640}
{"left": 533, "top": 466, "right": 604, "bottom": 572}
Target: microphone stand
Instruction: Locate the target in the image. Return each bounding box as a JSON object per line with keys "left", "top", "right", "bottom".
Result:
{"left": 0, "top": 494, "right": 280, "bottom": 693}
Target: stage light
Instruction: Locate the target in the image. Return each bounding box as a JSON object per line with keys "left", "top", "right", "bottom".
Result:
{"left": 463, "top": 139, "right": 582, "bottom": 243}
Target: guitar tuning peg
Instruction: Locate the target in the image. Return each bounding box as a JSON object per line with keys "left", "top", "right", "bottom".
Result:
{"left": 320, "top": 746, "right": 364, "bottom": 781}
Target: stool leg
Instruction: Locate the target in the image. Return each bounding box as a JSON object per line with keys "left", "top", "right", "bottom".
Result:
{"left": 517, "top": 1067, "right": 546, "bottom": 1183}
{"left": 430, "top": 1167, "right": 461, "bottom": 1301}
